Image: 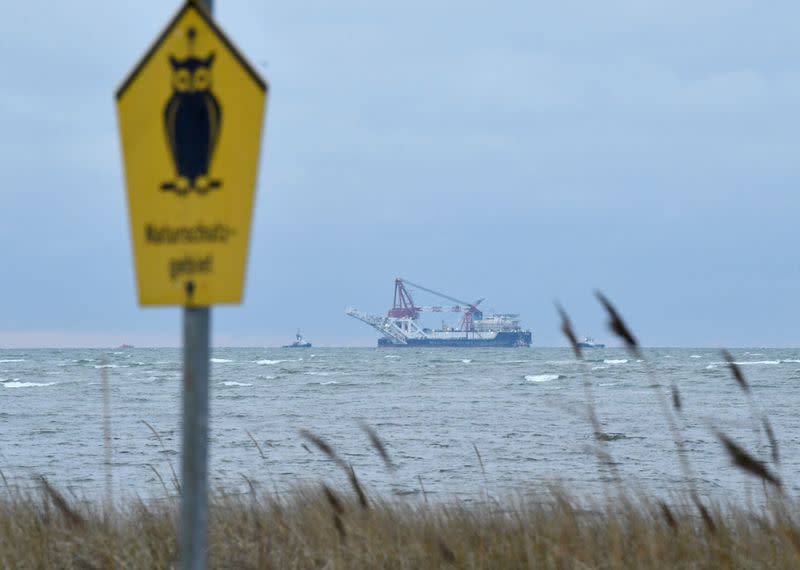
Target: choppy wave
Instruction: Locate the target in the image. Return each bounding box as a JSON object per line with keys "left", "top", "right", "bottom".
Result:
{"left": 733, "top": 360, "right": 780, "bottom": 365}
{"left": 524, "top": 374, "right": 562, "bottom": 383}
{"left": 255, "top": 359, "right": 300, "bottom": 365}
{"left": 211, "top": 358, "right": 234, "bottom": 363}
{"left": 1, "top": 346, "right": 798, "bottom": 504}
{"left": 0, "top": 359, "right": 25, "bottom": 363}
{"left": 94, "top": 364, "right": 118, "bottom": 369}
{"left": 461, "top": 359, "right": 472, "bottom": 364}
{"left": 690, "top": 355, "right": 702, "bottom": 359}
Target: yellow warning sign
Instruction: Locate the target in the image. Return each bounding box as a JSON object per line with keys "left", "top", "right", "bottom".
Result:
{"left": 116, "top": 1, "right": 267, "bottom": 306}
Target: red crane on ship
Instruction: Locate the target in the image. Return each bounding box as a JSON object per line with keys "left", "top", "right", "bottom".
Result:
{"left": 388, "top": 278, "right": 484, "bottom": 332}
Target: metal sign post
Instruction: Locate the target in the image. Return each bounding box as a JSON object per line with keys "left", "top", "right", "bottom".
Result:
{"left": 115, "top": 0, "right": 267, "bottom": 567}
{"left": 181, "top": 304, "right": 210, "bottom": 569}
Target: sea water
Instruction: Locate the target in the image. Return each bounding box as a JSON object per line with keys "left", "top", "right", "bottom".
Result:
{"left": 0, "top": 347, "right": 798, "bottom": 502}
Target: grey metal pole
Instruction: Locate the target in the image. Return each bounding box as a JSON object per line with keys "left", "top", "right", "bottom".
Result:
{"left": 180, "top": 3, "right": 213, "bottom": 568}
{"left": 180, "top": 306, "right": 211, "bottom": 570}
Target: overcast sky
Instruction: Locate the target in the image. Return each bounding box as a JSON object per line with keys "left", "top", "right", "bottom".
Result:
{"left": 0, "top": 1, "right": 798, "bottom": 347}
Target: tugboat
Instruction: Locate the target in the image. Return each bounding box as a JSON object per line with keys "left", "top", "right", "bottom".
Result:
{"left": 577, "top": 337, "right": 605, "bottom": 349}
{"left": 283, "top": 330, "right": 311, "bottom": 348}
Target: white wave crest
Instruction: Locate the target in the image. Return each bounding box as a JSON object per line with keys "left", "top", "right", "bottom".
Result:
{"left": 384, "top": 355, "right": 400, "bottom": 359}
{"left": 5, "top": 381, "right": 56, "bottom": 388}
{"left": 604, "top": 359, "right": 628, "bottom": 365}
{"left": 94, "top": 364, "right": 118, "bottom": 369}
{"left": 210, "top": 358, "right": 234, "bottom": 363}
{"left": 0, "top": 359, "right": 25, "bottom": 363}
{"left": 690, "top": 355, "right": 702, "bottom": 359}
{"left": 733, "top": 360, "right": 780, "bottom": 365}
{"left": 461, "top": 359, "right": 472, "bottom": 364}
{"left": 255, "top": 359, "right": 300, "bottom": 365}
{"left": 591, "top": 365, "right": 608, "bottom": 371}
{"left": 320, "top": 380, "right": 339, "bottom": 385}
{"left": 781, "top": 359, "right": 800, "bottom": 363}
{"left": 304, "top": 371, "right": 341, "bottom": 377}
{"left": 220, "top": 381, "right": 252, "bottom": 387}
{"left": 705, "top": 364, "right": 718, "bottom": 370}
{"left": 524, "top": 374, "right": 562, "bottom": 383}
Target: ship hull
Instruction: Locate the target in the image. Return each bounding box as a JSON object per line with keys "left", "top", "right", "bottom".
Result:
{"left": 378, "top": 331, "right": 532, "bottom": 348}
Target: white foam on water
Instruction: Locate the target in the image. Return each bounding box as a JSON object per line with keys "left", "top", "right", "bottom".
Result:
{"left": 599, "top": 382, "right": 620, "bottom": 387}
{"left": 705, "top": 364, "right": 718, "bottom": 370}
{"left": 781, "top": 359, "right": 800, "bottom": 363}
{"left": 304, "top": 371, "right": 341, "bottom": 377}
{"left": 604, "top": 359, "right": 628, "bottom": 365}
{"left": 320, "top": 381, "right": 339, "bottom": 385}
{"left": 690, "top": 355, "right": 702, "bottom": 358}
{"left": 461, "top": 359, "right": 472, "bottom": 364}
{"left": 733, "top": 361, "right": 780, "bottom": 365}
{"left": 5, "top": 381, "right": 56, "bottom": 388}
{"left": 210, "top": 358, "right": 234, "bottom": 363}
{"left": 384, "top": 355, "right": 401, "bottom": 359}
{"left": 0, "top": 359, "right": 25, "bottom": 363}
{"left": 591, "top": 365, "right": 608, "bottom": 371}
{"left": 257, "top": 374, "right": 276, "bottom": 380}
{"left": 220, "top": 381, "right": 252, "bottom": 387}
{"left": 94, "top": 364, "right": 118, "bottom": 369}
{"left": 255, "top": 359, "right": 292, "bottom": 365}
{"left": 524, "top": 374, "right": 561, "bottom": 383}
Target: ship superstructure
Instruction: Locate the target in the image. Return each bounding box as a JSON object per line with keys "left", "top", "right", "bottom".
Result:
{"left": 347, "top": 278, "right": 532, "bottom": 347}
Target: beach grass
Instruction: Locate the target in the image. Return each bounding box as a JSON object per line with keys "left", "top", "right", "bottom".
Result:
{"left": 1, "top": 482, "right": 800, "bottom": 568}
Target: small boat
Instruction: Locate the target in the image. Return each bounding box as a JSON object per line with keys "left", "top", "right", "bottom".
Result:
{"left": 117, "top": 343, "right": 135, "bottom": 349}
{"left": 577, "top": 337, "right": 605, "bottom": 349}
{"left": 283, "top": 331, "right": 311, "bottom": 348}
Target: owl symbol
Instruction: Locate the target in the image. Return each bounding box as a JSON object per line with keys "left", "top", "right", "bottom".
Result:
{"left": 160, "top": 27, "right": 222, "bottom": 196}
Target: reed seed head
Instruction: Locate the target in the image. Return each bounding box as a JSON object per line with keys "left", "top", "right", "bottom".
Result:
{"left": 594, "top": 291, "right": 640, "bottom": 356}
{"left": 556, "top": 302, "right": 582, "bottom": 359}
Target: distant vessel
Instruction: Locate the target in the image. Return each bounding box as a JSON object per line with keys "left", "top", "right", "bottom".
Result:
{"left": 347, "top": 278, "right": 532, "bottom": 347}
{"left": 577, "top": 337, "right": 605, "bottom": 349}
{"left": 117, "top": 344, "right": 134, "bottom": 349}
{"left": 283, "top": 331, "right": 311, "bottom": 348}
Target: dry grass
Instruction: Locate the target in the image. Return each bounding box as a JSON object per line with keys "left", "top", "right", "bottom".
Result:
{"left": 1, "top": 483, "right": 800, "bottom": 568}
